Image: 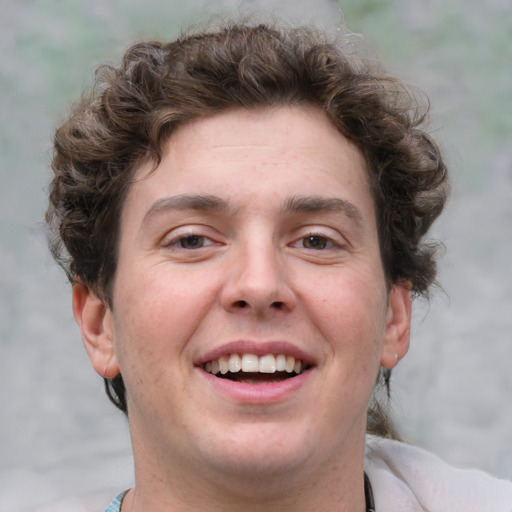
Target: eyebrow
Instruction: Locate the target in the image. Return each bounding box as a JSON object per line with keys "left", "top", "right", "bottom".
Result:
{"left": 281, "top": 195, "right": 363, "bottom": 223}
{"left": 141, "top": 193, "right": 363, "bottom": 227}
{"left": 142, "top": 194, "right": 232, "bottom": 226}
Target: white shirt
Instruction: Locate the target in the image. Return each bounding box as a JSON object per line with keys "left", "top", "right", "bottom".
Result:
{"left": 364, "top": 436, "right": 512, "bottom": 511}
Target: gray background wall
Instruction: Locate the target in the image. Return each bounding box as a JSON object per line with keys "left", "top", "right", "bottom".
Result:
{"left": 1, "top": 0, "right": 511, "bottom": 510}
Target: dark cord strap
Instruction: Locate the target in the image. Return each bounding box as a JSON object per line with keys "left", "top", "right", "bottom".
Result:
{"left": 364, "top": 472, "right": 376, "bottom": 512}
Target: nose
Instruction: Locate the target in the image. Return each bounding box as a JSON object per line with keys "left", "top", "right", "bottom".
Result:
{"left": 219, "top": 238, "right": 296, "bottom": 316}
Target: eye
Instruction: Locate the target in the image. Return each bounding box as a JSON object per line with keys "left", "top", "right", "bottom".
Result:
{"left": 164, "top": 232, "right": 219, "bottom": 250}
{"left": 301, "top": 235, "right": 333, "bottom": 250}
{"left": 292, "top": 233, "right": 338, "bottom": 251}
{"left": 177, "top": 234, "right": 208, "bottom": 249}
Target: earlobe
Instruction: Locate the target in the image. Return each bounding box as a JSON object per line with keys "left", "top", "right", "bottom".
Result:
{"left": 72, "top": 282, "right": 120, "bottom": 379}
{"left": 380, "top": 281, "right": 412, "bottom": 369}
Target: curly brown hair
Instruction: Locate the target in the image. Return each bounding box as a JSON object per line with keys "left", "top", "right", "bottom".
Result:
{"left": 46, "top": 22, "right": 448, "bottom": 436}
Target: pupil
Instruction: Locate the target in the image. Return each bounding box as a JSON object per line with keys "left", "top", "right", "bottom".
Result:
{"left": 181, "top": 235, "right": 203, "bottom": 249}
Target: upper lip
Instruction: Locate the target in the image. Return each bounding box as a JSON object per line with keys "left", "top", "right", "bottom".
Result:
{"left": 195, "top": 340, "right": 317, "bottom": 367}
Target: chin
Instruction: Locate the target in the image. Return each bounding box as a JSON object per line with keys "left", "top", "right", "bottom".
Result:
{"left": 206, "top": 451, "right": 311, "bottom": 496}
{"left": 196, "top": 422, "right": 319, "bottom": 483}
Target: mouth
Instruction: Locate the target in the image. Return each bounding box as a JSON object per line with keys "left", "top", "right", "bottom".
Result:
{"left": 202, "top": 353, "right": 312, "bottom": 384}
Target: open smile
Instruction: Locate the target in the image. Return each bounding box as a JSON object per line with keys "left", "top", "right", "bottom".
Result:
{"left": 196, "top": 342, "right": 316, "bottom": 401}
{"left": 203, "top": 353, "right": 311, "bottom": 383}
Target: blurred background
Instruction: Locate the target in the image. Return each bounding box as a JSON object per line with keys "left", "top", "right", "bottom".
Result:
{"left": 1, "top": 0, "right": 511, "bottom": 510}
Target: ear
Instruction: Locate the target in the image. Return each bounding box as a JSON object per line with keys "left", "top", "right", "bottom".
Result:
{"left": 380, "top": 281, "right": 412, "bottom": 369}
{"left": 72, "top": 282, "right": 120, "bottom": 379}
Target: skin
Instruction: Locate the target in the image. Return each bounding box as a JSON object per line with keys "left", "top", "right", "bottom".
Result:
{"left": 73, "top": 106, "right": 411, "bottom": 511}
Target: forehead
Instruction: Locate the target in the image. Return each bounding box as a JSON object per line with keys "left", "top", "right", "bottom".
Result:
{"left": 124, "top": 106, "right": 374, "bottom": 224}
{"left": 167, "top": 105, "right": 351, "bottom": 153}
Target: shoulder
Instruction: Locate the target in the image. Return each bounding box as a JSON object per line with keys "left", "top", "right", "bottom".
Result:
{"left": 104, "top": 490, "right": 129, "bottom": 512}
{"left": 364, "top": 435, "right": 512, "bottom": 512}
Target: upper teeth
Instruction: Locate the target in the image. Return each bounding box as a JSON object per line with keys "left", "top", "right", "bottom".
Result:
{"left": 204, "top": 354, "right": 303, "bottom": 375}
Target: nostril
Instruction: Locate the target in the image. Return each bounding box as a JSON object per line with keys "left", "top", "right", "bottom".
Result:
{"left": 229, "top": 299, "right": 287, "bottom": 311}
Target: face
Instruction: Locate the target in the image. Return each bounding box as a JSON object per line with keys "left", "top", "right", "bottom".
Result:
{"left": 75, "top": 106, "right": 410, "bottom": 488}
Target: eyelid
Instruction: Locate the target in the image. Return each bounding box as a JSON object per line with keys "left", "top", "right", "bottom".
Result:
{"left": 170, "top": 235, "right": 216, "bottom": 249}
{"left": 161, "top": 225, "right": 222, "bottom": 249}
{"left": 289, "top": 226, "right": 346, "bottom": 249}
{"left": 289, "top": 234, "right": 336, "bottom": 250}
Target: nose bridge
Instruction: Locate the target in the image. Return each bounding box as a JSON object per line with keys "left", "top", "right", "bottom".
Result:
{"left": 221, "top": 226, "right": 294, "bottom": 313}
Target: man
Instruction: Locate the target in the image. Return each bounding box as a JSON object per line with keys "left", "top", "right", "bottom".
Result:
{"left": 46, "top": 22, "right": 511, "bottom": 511}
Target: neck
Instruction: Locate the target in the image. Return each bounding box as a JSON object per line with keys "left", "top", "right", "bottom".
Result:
{"left": 124, "top": 431, "right": 368, "bottom": 512}
{"left": 123, "top": 472, "right": 368, "bottom": 512}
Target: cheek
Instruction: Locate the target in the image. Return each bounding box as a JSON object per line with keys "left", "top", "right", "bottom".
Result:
{"left": 303, "top": 270, "right": 388, "bottom": 354}
{"left": 111, "top": 268, "right": 217, "bottom": 374}
{"left": 310, "top": 272, "right": 387, "bottom": 324}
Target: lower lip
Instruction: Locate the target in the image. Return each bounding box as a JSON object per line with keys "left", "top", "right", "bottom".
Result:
{"left": 198, "top": 368, "right": 313, "bottom": 404}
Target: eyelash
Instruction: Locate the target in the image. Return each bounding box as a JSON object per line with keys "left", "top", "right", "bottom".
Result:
{"left": 162, "top": 230, "right": 342, "bottom": 252}
{"left": 292, "top": 233, "right": 338, "bottom": 251}
{"left": 163, "top": 232, "right": 218, "bottom": 250}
